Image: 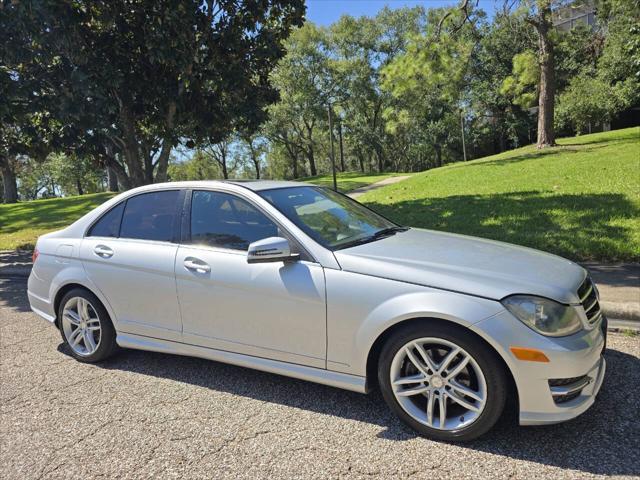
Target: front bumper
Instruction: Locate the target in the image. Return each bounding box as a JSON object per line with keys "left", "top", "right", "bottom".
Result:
{"left": 472, "top": 309, "right": 607, "bottom": 426}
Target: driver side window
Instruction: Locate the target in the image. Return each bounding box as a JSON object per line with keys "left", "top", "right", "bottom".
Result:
{"left": 189, "top": 190, "right": 279, "bottom": 251}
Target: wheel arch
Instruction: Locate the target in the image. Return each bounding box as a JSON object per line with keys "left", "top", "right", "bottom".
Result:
{"left": 365, "top": 317, "right": 519, "bottom": 411}
{"left": 52, "top": 281, "right": 113, "bottom": 329}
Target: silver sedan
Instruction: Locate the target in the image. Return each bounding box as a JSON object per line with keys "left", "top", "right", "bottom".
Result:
{"left": 27, "top": 181, "right": 606, "bottom": 441}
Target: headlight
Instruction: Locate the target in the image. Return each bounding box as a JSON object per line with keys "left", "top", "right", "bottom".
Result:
{"left": 501, "top": 295, "right": 582, "bottom": 337}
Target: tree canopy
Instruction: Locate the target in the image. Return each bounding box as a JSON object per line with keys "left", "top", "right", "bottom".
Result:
{"left": 2, "top": 0, "right": 638, "bottom": 202}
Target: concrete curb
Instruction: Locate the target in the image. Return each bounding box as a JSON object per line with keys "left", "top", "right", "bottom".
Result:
{"left": 599, "top": 300, "right": 640, "bottom": 322}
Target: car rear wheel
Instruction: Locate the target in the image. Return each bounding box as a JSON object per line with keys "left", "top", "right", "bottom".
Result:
{"left": 378, "top": 322, "right": 507, "bottom": 442}
{"left": 58, "top": 288, "right": 118, "bottom": 363}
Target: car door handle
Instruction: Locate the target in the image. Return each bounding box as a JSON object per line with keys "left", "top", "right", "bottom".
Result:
{"left": 184, "top": 258, "right": 211, "bottom": 273}
{"left": 94, "top": 245, "right": 114, "bottom": 258}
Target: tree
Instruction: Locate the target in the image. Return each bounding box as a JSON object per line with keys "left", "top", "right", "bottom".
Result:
{"left": 168, "top": 150, "right": 222, "bottom": 181}
{"left": 469, "top": 11, "right": 537, "bottom": 153}
{"left": 555, "top": 1, "right": 640, "bottom": 133}
{"left": 328, "top": 8, "right": 426, "bottom": 173}
{"left": 2, "top": 0, "right": 304, "bottom": 188}
{"left": 381, "top": 7, "right": 478, "bottom": 168}
{"left": 267, "top": 23, "right": 333, "bottom": 177}
{"left": 240, "top": 134, "right": 268, "bottom": 179}
{"left": 202, "top": 140, "right": 235, "bottom": 180}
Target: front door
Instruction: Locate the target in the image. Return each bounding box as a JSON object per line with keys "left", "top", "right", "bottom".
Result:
{"left": 175, "top": 189, "right": 326, "bottom": 368}
{"left": 80, "top": 189, "right": 183, "bottom": 340}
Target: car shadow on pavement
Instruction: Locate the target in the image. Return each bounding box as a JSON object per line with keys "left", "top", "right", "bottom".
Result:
{"left": 57, "top": 341, "right": 640, "bottom": 477}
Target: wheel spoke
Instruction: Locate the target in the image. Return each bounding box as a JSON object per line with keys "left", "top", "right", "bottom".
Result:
{"left": 437, "top": 347, "right": 461, "bottom": 374}
{"left": 449, "top": 379, "right": 483, "bottom": 403}
{"left": 83, "top": 330, "right": 97, "bottom": 352}
{"left": 395, "top": 385, "right": 429, "bottom": 397}
{"left": 393, "top": 373, "right": 426, "bottom": 386}
{"left": 426, "top": 391, "right": 435, "bottom": 427}
{"left": 63, "top": 309, "right": 80, "bottom": 326}
{"left": 445, "top": 390, "right": 481, "bottom": 412}
{"left": 78, "top": 298, "right": 90, "bottom": 321}
{"left": 446, "top": 355, "right": 470, "bottom": 379}
{"left": 413, "top": 342, "right": 438, "bottom": 372}
{"left": 404, "top": 347, "right": 429, "bottom": 376}
{"left": 69, "top": 328, "right": 83, "bottom": 347}
{"left": 438, "top": 393, "right": 447, "bottom": 428}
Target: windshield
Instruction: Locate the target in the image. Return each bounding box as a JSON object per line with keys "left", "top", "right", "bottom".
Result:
{"left": 258, "top": 186, "right": 404, "bottom": 250}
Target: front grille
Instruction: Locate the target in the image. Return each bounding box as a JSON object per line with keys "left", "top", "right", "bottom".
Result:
{"left": 578, "top": 277, "right": 602, "bottom": 327}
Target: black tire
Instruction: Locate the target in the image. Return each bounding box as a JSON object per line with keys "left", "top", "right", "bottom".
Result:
{"left": 378, "top": 321, "right": 507, "bottom": 442}
{"left": 57, "top": 288, "right": 118, "bottom": 363}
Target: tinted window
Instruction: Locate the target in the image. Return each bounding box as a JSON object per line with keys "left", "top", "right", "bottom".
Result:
{"left": 190, "top": 191, "right": 278, "bottom": 250}
{"left": 120, "top": 191, "right": 180, "bottom": 242}
{"left": 88, "top": 203, "right": 124, "bottom": 238}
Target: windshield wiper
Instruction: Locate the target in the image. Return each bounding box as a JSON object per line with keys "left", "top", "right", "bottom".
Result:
{"left": 371, "top": 226, "right": 409, "bottom": 239}
{"left": 334, "top": 226, "right": 409, "bottom": 250}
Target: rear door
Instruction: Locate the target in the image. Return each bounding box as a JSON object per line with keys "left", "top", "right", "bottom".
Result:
{"left": 80, "top": 189, "right": 184, "bottom": 340}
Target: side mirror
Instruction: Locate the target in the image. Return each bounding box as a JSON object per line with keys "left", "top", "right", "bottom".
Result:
{"left": 247, "top": 236, "right": 299, "bottom": 264}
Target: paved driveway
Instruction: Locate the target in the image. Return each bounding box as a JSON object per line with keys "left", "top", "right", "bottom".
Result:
{"left": 1, "top": 277, "right": 639, "bottom": 479}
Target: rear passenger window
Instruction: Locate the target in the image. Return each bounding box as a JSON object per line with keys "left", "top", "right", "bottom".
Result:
{"left": 120, "top": 191, "right": 180, "bottom": 242}
{"left": 190, "top": 191, "right": 278, "bottom": 250}
{"left": 88, "top": 203, "right": 124, "bottom": 238}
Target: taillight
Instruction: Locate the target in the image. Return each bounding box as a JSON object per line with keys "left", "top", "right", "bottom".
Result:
{"left": 32, "top": 248, "right": 39, "bottom": 263}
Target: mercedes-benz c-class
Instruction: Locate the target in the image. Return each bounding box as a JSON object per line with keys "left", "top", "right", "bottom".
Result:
{"left": 27, "top": 181, "right": 606, "bottom": 441}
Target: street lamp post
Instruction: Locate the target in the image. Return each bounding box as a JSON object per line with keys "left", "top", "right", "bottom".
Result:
{"left": 328, "top": 104, "right": 337, "bottom": 191}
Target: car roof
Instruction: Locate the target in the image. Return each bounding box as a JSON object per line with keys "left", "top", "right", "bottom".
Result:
{"left": 124, "top": 179, "right": 313, "bottom": 193}
{"left": 223, "top": 180, "right": 312, "bottom": 191}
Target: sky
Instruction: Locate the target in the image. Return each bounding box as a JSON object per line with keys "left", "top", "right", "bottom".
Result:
{"left": 305, "top": 0, "right": 499, "bottom": 26}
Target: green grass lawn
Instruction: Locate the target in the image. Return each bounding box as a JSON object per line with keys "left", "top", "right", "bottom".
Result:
{"left": 359, "top": 127, "right": 640, "bottom": 262}
{"left": 301, "top": 171, "right": 407, "bottom": 192}
{"left": 0, "top": 192, "right": 116, "bottom": 251}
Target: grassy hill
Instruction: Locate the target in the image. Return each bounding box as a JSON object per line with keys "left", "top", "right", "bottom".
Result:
{"left": 359, "top": 127, "right": 640, "bottom": 262}
{"left": 0, "top": 192, "right": 116, "bottom": 251}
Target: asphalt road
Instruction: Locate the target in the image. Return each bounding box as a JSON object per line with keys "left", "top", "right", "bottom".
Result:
{"left": 1, "top": 277, "right": 639, "bottom": 480}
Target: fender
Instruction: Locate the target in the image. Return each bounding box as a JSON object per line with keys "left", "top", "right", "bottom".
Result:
{"left": 325, "top": 269, "right": 503, "bottom": 376}
{"left": 47, "top": 262, "right": 120, "bottom": 330}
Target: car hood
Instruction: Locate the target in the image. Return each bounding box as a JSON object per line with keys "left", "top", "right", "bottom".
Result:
{"left": 333, "top": 228, "right": 586, "bottom": 304}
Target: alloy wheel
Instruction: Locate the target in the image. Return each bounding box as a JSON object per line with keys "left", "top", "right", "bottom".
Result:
{"left": 390, "top": 337, "right": 487, "bottom": 431}
{"left": 61, "top": 297, "right": 102, "bottom": 356}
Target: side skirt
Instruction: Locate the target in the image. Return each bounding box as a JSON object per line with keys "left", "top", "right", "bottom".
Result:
{"left": 116, "top": 332, "right": 368, "bottom": 394}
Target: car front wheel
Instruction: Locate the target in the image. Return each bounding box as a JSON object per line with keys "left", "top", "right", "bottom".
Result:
{"left": 378, "top": 322, "right": 507, "bottom": 442}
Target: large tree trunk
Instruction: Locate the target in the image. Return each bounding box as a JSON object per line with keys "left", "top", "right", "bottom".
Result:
{"left": 534, "top": 0, "right": 556, "bottom": 148}
{"left": 0, "top": 155, "right": 18, "bottom": 204}
{"left": 154, "top": 138, "right": 173, "bottom": 183}
{"left": 253, "top": 160, "right": 261, "bottom": 179}
{"left": 306, "top": 147, "right": 317, "bottom": 177}
{"left": 221, "top": 157, "right": 229, "bottom": 179}
{"left": 107, "top": 166, "right": 119, "bottom": 192}
{"left": 76, "top": 178, "right": 84, "bottom": 195}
